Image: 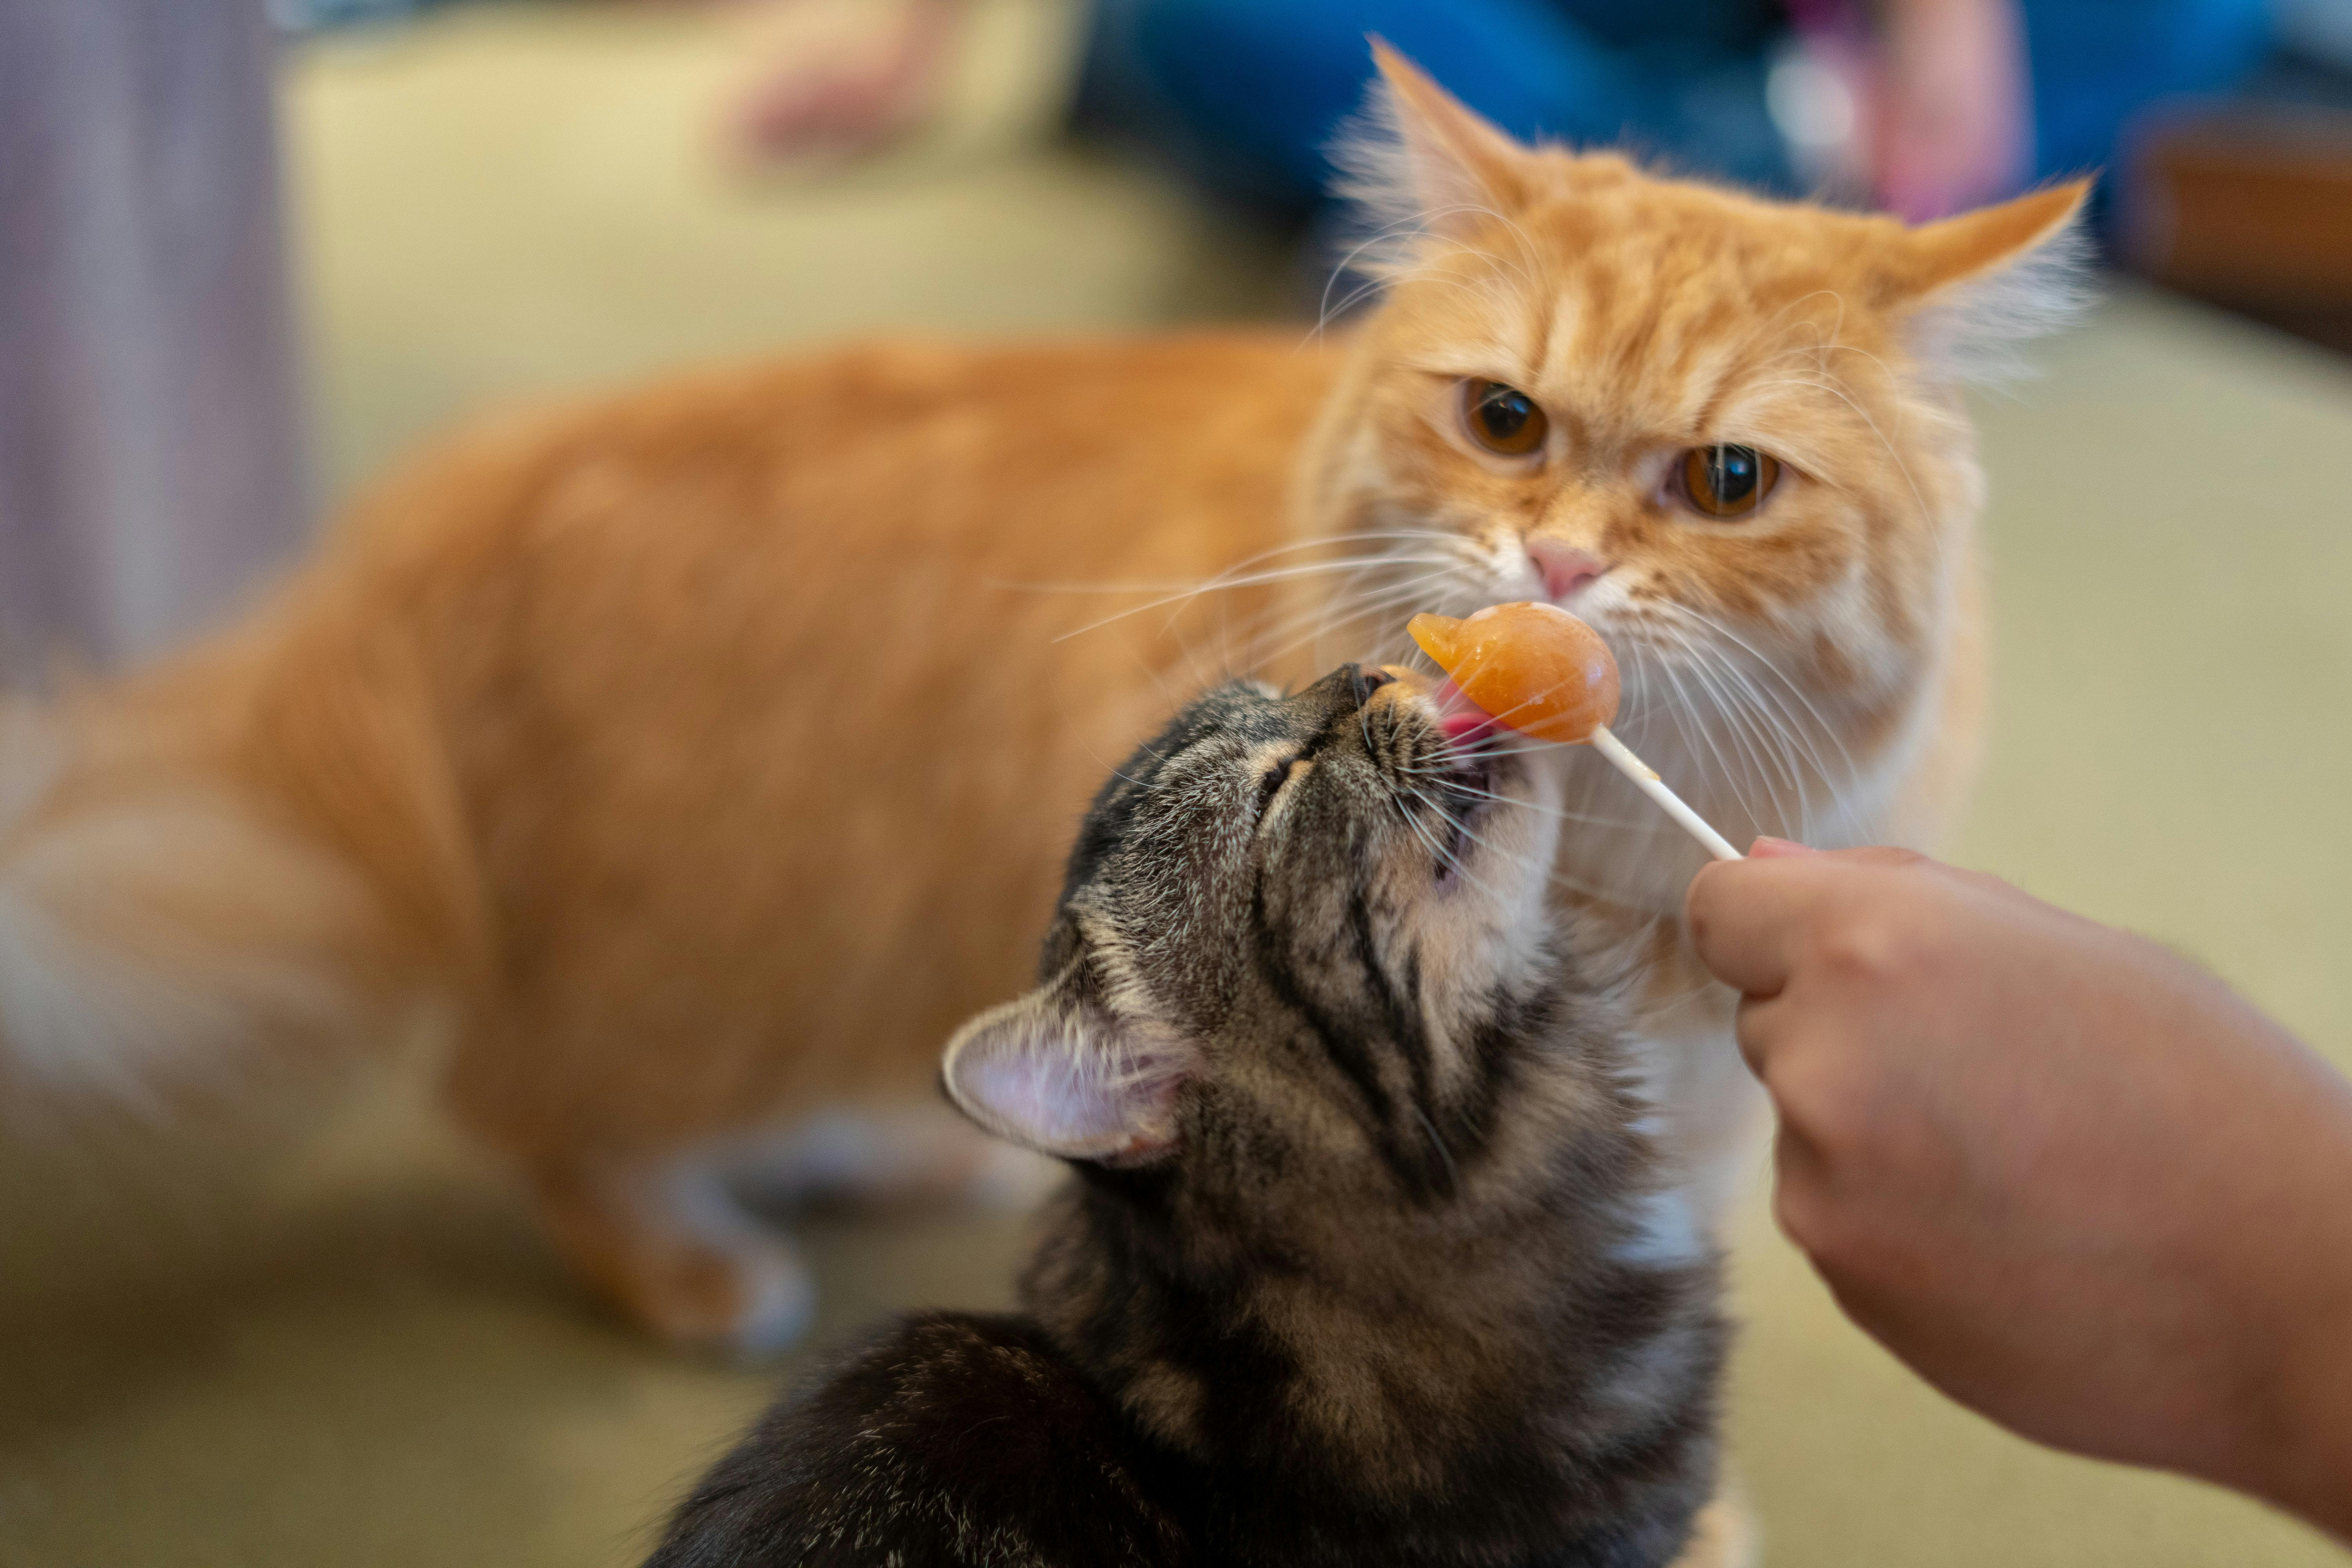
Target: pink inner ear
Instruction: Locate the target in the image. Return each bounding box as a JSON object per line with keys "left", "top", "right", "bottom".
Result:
{"left": 943, "top": 1001, "right": 1186, "bottom": 1161}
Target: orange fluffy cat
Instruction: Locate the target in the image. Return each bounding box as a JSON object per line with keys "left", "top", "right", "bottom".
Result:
{"left": 0, "top": 49, "right": 2083, "bottom": 1353}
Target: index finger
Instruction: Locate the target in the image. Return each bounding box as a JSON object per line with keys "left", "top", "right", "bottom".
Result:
{"left": 1684, "top": 846, "right": 1924, "bottom": 996}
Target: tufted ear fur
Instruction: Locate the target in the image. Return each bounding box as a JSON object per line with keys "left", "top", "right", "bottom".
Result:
{"left": 940, "top": 975, "right": 1191, "bottom": 1164}
{"left": 1332, "top": 40, "right": 1534, "bottom": 247}
{"left": 1878, "top": 180, "right": 2097, "bottom": 385}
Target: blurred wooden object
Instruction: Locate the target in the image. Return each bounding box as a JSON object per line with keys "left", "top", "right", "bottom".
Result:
{"left": 0, "top": 0, "right": 306, "bottom": 679}
{"left": 2125, "top": 104, "right": 2352, "bottom": 354}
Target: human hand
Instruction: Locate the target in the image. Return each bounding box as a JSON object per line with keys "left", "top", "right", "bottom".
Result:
{"left": 726, "top": 0, "right": 962, "bottom": 164}
{"left": 1686, "top": 845, "right": 2352, "bottom": 1539}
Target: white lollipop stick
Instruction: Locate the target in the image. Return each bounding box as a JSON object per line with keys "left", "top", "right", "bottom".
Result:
{"left": 1587, "top": 724, "right": 1743, "bottom": 862}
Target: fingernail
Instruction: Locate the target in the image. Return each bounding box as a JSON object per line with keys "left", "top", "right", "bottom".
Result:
{"left": 1749, "top": 836, "right": 1816, "bottom": 858}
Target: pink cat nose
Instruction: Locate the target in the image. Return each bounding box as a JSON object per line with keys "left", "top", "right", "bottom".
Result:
{"left": 1526, "top": 539, "right": 1605, "bottom": 601}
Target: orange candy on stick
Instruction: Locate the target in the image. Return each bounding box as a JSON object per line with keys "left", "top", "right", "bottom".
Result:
{"left": 1408, "top": 603, "right": 1742, "bottom": 861}
{"left": 1406, "top": 603, "right": 1620, "bottom": 744}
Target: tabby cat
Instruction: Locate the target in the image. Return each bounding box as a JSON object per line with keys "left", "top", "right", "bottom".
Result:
{"left": 0, "top": 48, "right": 2083, "bottom": 1348}
{"left": 644, "top": 665, "right": 1735, "bottom": 1568}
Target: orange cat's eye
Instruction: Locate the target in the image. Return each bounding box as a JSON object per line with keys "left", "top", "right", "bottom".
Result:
{"left": 1463, "top": 379, "right": 1548, "bottom": 457}
{"left": 1679, "top": 445, "right": 1780, "bottom": 519}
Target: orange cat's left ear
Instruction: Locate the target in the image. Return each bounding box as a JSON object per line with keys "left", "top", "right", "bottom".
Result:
{"left": 1352, "top": 39, "right": 1533, "bottom": 229}
{"left": 1878, "top": 180, "right": 2094, "bottom": 301}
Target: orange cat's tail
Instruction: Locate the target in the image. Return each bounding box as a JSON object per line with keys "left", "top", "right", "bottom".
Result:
{"left": 0, "top": 589, "right": 482, "bottom": 1117}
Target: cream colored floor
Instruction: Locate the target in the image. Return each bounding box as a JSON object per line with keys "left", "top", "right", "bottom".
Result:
{"left": 3, "top": 4, "right": 2349, "bottom": 1564}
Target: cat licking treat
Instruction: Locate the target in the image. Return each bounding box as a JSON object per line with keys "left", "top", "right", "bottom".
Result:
{"left": 1408, "top": 601, "right": 1620, "bottom": 744}
{"left": 644, "top": 666, "right": 1737, "bottom": 1568}
{"left": 0, "top": 37, "right": 2089, "bottom": 1350}
{"left": 1410, "top": 603, "right": 1743, "bottom": 861}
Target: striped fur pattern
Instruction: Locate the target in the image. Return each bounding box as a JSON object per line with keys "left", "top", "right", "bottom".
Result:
{"left": 648, "top": 668, "right": 1726, "bottom": 1568}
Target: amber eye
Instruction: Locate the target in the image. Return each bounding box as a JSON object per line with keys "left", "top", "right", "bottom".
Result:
{"left": 1679, "top": 445, "right": 1781, "bottom": 519}
{"left": 1463, "top": 379, "right": 1548, "bottom": 457}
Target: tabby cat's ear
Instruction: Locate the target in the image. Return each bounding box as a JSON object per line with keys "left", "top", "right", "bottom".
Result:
{"left": 941, "top": 982, "right": 1190, "bottom": 1164}
{"left": 1341, "top": 39, "right": 1532, "bottom": 235}
{"left": 1877, "top": 180, "right": 2096, "bottom": 383}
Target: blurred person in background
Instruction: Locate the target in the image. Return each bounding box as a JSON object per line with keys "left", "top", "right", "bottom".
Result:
{"left": 279, "top": 0, "right": 2279, "bottom": 225}
{"left": 724, "top": 0, "right": 2275, "bottom": 224}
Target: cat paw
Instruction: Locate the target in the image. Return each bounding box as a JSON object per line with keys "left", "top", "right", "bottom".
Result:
{"left": 1671, "top": 1480, "right": 1759, "bottom": 1568}
{"left": 724, "top": 1104, "right": 1061, "bottom": 1213}
{"left": 628, "top": 1226, "right": 818, "bottom": 1358}
{"left": 529, "top": 1155, "right": 819, "bottom": 1357}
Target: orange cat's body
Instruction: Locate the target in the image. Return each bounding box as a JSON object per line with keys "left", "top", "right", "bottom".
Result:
{"left": 339, "top": 334, "right": 1336, "bottom": 1158}
{"left": 0, "top": 53, "right": 2080, "bottom": 1359}
{"left": 23, "top": 334, "right": 1338, "bottom": 1342}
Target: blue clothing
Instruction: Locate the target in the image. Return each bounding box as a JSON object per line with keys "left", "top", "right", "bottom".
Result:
{"left": 2025, "top": 0, "right": 2272, "bottom": 179}
{"left": 1074, "top": 0, "right": 2272, "bottom": 216}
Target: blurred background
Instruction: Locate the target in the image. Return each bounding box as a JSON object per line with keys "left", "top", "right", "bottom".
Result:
{"left": 2, "top": 0, "right": 2350, "bottom": 1563}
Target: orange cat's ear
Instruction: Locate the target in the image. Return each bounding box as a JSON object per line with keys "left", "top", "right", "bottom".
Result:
{"left": 941, "top": 982, "right": 1190, "bottom": 1165}
{"left": 1879, "top": 180, "right": 2094, "bottom": 300}
{"left": 1338, "top": 40, "right": 1532, "bottom": 236}
{"left": 1875, "top": 180, "right": 2097, "bottom": 382}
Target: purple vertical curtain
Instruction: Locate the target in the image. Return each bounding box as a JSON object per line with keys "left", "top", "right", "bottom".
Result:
{"left": 0, "top": 0, "right": 306, "bottom": 680}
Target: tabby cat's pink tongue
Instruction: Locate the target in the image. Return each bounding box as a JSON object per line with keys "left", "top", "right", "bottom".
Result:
{"left": 1432, "top": 679, "right": 1499, "bottom": 743}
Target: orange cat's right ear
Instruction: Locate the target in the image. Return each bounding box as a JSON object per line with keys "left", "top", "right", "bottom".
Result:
{"left": 1346, "top": 39, "right": 1533, "bottom": 231}
{"left": 1879, "top": 180, "right": 2094, "bottom": 301}
{"left": 1873, "top": 180, "right": 2097, "bottom": 382}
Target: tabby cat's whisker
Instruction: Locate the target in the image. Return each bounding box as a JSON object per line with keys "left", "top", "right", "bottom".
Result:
{"left": 1392, "top": 774, "right": 1643, "bottom": 830}
{"left": 1410, "top": 1102, "right": 1461, "bottom": 1195}
{"left": 1385, "top": 780, "right": 1481, "bottom": 888}
{"left": 1389, "top": 779, "right": 1555, "bottom": 898}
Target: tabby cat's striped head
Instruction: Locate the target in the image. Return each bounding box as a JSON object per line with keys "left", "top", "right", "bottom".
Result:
{"left": 942, "top": 664, "right": 1566, "bottom": 1201}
